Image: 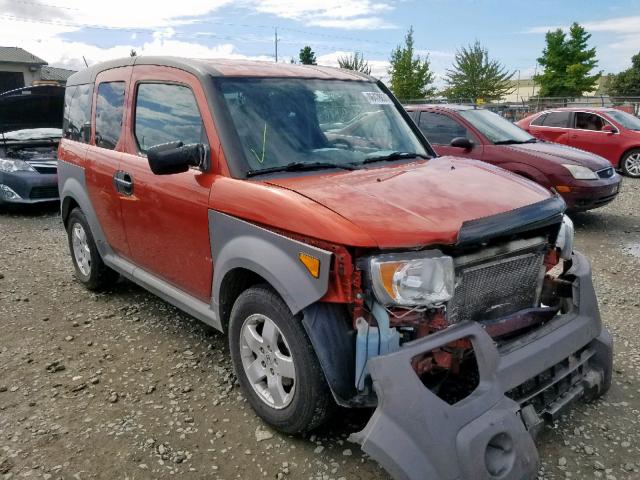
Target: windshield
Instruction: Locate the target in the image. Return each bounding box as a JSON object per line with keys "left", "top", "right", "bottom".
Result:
{"left": 1, "top": 127, "right": 62, "bottom": 142}
{"left": 459, "top": 109, "right": 535, "bottom": 144}
{"left": 218, "top": 78, "right": 429, "bottom": 176}
{"left": 606, "top": 110, "right": 640, "bottom": 131}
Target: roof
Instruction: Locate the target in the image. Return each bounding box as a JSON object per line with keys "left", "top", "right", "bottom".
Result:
{"left": 40, "top": 66, "right": 76, "bottom": 82}
{"left": 536, "top": 107, "right": 617, "bottom": 113}
{"left": 404, "top": 103, "right": 476, "bottom": 111}
{"left": 0, "top": 46, "right": 47, "bottom": 65}
{"left": 67, "top": 56, "right": 374, "bottom": 86}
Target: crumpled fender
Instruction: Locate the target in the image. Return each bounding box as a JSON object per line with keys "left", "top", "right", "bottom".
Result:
{"left": 350, "top": 322, "right": 538, "bottom": 480}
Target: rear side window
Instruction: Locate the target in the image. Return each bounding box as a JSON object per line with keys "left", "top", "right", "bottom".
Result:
{"left": 134, "top": 83, "right": 205, "bottom": 153}
{"left": 540, "top": 111, "right": 570, "bottom": 128}
{"left": 530, "top": 113, "right": 547, "bottom": 126}
{"left": 418, "top": 111, "right": 472, "bottom": 145}
{"left": 574, "top": 112, "right": 608, "bottom": 131}
{"left": 63, "top": 84, "right": 93, "bottom": 143}
{"left": 95, "top": 82, "right": 125, "bottom": 150}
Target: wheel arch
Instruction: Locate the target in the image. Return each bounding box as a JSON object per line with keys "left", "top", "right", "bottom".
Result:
{"left": 619, "top": 146, "right": 640, "bottom": 169}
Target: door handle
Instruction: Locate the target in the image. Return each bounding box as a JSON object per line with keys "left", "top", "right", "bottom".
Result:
{"left": 113, "top": 170, "right": 134, "bottom": 196}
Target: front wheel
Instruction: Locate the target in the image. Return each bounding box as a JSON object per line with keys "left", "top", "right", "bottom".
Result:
{"left": 228, "top": 285, "right": 334, "bottom": 434}
{"left": 621, "top": 149, "right": 640, "bottom": 178}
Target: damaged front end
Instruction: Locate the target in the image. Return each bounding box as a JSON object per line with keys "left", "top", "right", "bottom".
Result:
{"left": 342, "top": 198, "right": 613, "bottom": 480}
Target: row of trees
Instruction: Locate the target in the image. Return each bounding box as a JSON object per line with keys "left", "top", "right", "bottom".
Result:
{"left": 297, "top": 22, "right": 640, "bottom": 102}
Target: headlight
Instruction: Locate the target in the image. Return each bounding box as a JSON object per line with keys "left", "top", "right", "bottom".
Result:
{"left": 0, "top": 158, "right": 36, "bottom": 173}
{"left": 556, "top": 215, "right": 574, "bottom": 260}
{"left": 370, "top": 251, "right": 454, "bottom": 306}
{"left": 562, "top": 164, "right": 598, "bottom": 180}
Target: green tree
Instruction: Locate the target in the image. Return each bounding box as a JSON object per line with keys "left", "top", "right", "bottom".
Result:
{"left": 299, "top": 46, "right": 317, "bottom": 65}
{"left": 388, "top": 26, "right": 435, "bottom": 100}
{"left": 607, "top": 51, "right": 640, "bottom": 97}
{"left": 338, "top": 51, "right": 372, "bottom": 75}
{"left": 129, "top": 49, "right": 137, "bottom": 57}
{"left": 534, "top": 22, "right": 601, "bottom": 97}
{"left": 443, "top": 41, "right": 514, "bottom": 102}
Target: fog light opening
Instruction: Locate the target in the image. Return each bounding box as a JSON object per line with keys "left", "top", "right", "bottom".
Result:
{"left": 485, "top": 432, "right": 515, "bottom": 477}
{"left": 0, "top": 184, "right": 22, "bottom": 200}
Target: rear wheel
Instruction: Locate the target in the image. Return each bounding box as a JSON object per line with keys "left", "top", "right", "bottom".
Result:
{"left": 621, "top": 149, "right": 640, "bottom": 178}
{"left": 66, "top": 208, "right": 119, "bottom": 290}
{"left": 228, "top": 285, "right": 334, "bottom": 434}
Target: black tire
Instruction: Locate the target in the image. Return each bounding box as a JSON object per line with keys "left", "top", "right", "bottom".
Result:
{"left": 228, "top": 285, "right": 334, "bottom": 434}
{"left": 620, "top": 149, "right": 640, "bottom": 178}
{"left": 66, "top": 208, "right": 118, "bottom": 290}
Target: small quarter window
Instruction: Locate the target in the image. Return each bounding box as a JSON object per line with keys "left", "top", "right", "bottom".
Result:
{"left": 134, "top": 83, "right": 206, "bottom": 153}
{"left": 541, "top": 111, "right": 570, "bottom": 128}
{"left": 95, "top": 82, "right": 125, "bottom": 150}
{"left": 63, "top": 84, "right": 93, "bottom": 143}
{"left": 418, "top": 112, "right": 472, "bottom": 145}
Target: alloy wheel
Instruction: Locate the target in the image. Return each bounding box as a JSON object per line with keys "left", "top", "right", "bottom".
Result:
{"left": 625, "top": 152, "right": 640, "bottom": 177}
{"left": 239, "top": 313, "right": 296, "bottom": 409}
{"left": 71, "top": 222, "right": 91, "bottom": 276}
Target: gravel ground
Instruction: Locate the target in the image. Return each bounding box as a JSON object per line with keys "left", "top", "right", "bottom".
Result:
{"left": 1, "top": 179, "right": 639, "bottom": 480}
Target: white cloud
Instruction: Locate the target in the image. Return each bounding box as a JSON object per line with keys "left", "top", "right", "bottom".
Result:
{"left": 308, "top": 17, "right": 394, "bottom": 29}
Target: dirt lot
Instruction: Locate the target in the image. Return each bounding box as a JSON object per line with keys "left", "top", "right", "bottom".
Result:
{"left": 1, "top": 179, "right": 639, "bottom": 480}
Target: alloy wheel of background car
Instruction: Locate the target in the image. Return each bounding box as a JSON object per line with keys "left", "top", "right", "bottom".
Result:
{"left": 71, "top": 223, "right": 91, "bottom": 277}
{"left": 239, "top": 313, "right": 296, "bottom": 409}
{"left": 228, "top": 285, "right": 333, "bottom": 434}
{"left": 622, "top": 150, "right": 640, "bottom": 178}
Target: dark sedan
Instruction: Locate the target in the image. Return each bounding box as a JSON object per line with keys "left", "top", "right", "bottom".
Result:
{"left": 405, "top": 104, "right": 621, "bottom": 212}
{"left": 0, "top": 85, "right": 63, "bottom": 205}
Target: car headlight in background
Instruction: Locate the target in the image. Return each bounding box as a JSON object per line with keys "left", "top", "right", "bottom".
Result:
{"left": 562, "top": 164, "right": 598, "bottom": 180}
{"left": 0, "top": 158, "right": 36, "bottom": 173}
{"left": 556, "top": 215, "right": 574, "bottom": 260}
{"left": 370, "top": 251, "right": 454, "bottom": 306}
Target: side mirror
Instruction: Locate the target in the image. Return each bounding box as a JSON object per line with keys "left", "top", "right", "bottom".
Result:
{"left": 450, "top": 137, "right": 474, "bottom": 150}
{"left": 602, "top": 125, "right": 617, "bottom": 134}
{"left": 147, "top": 141, "right": 207, "bottom": 175}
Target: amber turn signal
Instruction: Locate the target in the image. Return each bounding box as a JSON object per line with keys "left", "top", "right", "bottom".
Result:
{"left": 555, "top": 185, "right": 571, "bottom": 193}
{"left": 299, "top": 253, "right": 320, "bottom": 278}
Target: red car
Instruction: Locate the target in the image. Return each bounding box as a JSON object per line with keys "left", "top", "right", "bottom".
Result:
{"left": 517, "top": 107, "right": 640, "bottom": 178}
{"left": 405, "top": 105, "right": 621, "bottom": 211}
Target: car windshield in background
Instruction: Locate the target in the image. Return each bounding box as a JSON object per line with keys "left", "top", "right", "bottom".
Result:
{"left": 1, "top": 127, "right": 62, "bottom": 142}
{"left": 218, "top": 78, "right": 429, "bottom": 176}
{"left": 606, "top": 109, "right": 640, "bottom": 131}
{"left": 459, "top": 108, "right": 536, "bottom": 144}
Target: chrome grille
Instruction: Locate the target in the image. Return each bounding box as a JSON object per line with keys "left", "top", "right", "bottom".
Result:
{"left": 597, "top": 167, "right": 614, "bottom": 179}
{"left": 448, "top": 240, "right": 546, "bottom": 324}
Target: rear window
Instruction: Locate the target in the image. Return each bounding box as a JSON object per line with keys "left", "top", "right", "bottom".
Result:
{"left": 530, "top": 113, "right": 547, "bottom": 126}
{"left": 95, "top": 82, "right": 125, "bottom": 150}
{"left": 540, "top": 111, "right": 570, "bottom": 128}
{"left": 134, "top": 83, "right": 205, "bottom": 153}
{"left": 63, "top": 84, "right": 93, "bottom": 143}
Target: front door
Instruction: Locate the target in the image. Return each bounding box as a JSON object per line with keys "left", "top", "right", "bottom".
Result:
{"left": 118, "top": 66, "right": 216, "bottom": 301}
{"left": 568, "top": 111, "right": 619, "bottom": 162}
{"left": 84, "top": 67, "right": 131, "bottom": 256}
{"left": 417, "top": 111, "right": 483, "bottom": 159}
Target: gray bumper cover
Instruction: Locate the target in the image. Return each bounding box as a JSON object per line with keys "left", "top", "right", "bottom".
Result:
{"left": 351, "top": 252, "right": 612, "bottom": 480}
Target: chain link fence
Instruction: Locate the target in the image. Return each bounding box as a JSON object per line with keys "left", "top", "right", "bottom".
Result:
{"left": 403, "top": 96, "right": 640, "bottom": 121}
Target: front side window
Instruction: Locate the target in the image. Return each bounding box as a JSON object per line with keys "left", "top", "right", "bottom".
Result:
{"left": 134, "top": 83, "right": 205, "bottom": 153}
{"left": 95, "top": 82, "right": 125, "bottom": 150}
{"left": 418, "top": 112, "right": 472, "bottom": 145}
{"left": 217, "top": 78, "right": 429, "bottom": 176}
{"left": 63, "top": 84, "right": 93, "bottom": 143}
{"left": 459, "top": 108, "right": 535, "bottom": 144}
{"left": 541, "top": 111, "right": 570, "bottom": 128}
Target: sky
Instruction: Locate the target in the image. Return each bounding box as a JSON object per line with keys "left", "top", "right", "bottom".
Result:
{"left": 0, "top": 0, "right": 639, "bottom": 85}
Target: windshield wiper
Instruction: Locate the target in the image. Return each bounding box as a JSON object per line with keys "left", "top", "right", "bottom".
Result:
{"left": 494, "top": 138, "right": 537, "bottom": 145}
{"left": 360, "top": 151, "right": 430, "bottom": 165}
{"left": 246, "top": 161, "right": 355, "bottom": 177}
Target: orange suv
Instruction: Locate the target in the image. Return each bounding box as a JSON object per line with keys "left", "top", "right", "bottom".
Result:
{"left": 58, "top": 57, "right": 612, "bottom": 480}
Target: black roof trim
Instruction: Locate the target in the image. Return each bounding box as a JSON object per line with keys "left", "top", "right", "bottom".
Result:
{"left": 456, "top": 195, "right": 565, "bottom": 246}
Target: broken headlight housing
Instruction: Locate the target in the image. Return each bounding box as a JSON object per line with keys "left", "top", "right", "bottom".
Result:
{"left": 555, "top": 214, "right": 574, "bottom": 260}
{"left": 369, "top": 251, "right": 454, "bottom": 306}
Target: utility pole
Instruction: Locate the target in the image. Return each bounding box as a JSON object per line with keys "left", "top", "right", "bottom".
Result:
{"left": 274, "top": 27, "right": 278, "bottom": 63}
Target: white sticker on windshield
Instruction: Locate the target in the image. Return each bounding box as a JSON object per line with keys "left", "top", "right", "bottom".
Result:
{"left": 362, "top": 91, "right": 393, "bottom": 105}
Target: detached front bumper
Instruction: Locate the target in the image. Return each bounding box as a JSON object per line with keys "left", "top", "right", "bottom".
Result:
{"left": 351, "top": 252, "right": 612, "bottom": 480}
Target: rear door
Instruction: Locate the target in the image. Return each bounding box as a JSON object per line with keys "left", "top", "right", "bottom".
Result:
{"left": 84, "top": 67, "right": 131, "bottom": 256}
{"left": 417, "top": 111, "right": 482, "bottom": 159}
{"left": 568, "top": 111, "right": 619, "bottom": 161}
{"left": 527, "top": 110, "right": 572, "bottom": 144}
{"left": 118, "top": 66, "right": 216, "bottom": 301}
